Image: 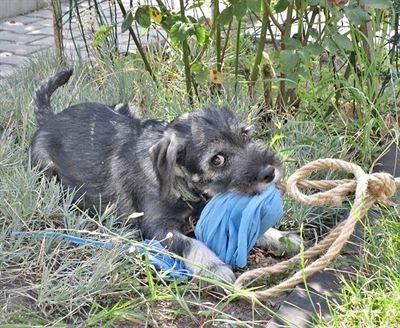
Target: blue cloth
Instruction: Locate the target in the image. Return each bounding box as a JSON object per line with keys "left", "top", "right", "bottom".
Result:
{"left": 12, "top": 231, "right": 189, "bottom": 279}
{"left": 195, "top": 185, "right": 283, "bottom": 268}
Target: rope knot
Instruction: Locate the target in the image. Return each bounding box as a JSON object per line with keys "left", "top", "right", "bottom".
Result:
{"left": 366, "top": 172, "right": 396, "bottom": 202}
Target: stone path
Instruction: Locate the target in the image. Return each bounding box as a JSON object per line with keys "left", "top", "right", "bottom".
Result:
{"left": 0, "top": 5, "right": 60, "bottom": 77}
{"left": 0, "top": 1, "right": 150, "bottom": 79}
{"left": 0, "top": 0, "right": 207, "bottom": 80}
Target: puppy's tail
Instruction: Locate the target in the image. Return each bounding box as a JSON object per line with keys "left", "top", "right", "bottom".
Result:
{"left": 33, "top": 69, "right": 73, "bottom": 126}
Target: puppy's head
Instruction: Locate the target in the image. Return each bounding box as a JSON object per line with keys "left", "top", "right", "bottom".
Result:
{"left": 150, "top": 107, "right": 282, "bottom": 198}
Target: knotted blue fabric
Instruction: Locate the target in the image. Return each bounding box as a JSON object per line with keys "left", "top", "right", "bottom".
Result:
{"left": 195, "top": 184, "right": 283, "bottom": 268}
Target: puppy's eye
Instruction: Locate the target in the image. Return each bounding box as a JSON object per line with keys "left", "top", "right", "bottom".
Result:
{"left": 211, "top": 154, "right": 225, "bottom": 167}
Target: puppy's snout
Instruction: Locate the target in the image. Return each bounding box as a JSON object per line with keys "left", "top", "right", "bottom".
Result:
{"left": 258, "top": 166, "right": 275, "bottom": 183}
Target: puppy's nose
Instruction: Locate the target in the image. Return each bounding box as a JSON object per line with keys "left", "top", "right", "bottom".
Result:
{"left": 258, "top": 166, "right": 275, "bottom": 183}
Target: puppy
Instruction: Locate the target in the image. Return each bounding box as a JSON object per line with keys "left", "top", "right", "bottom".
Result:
{"left": 31, "top": 70, "right": 284, "bottom": 283}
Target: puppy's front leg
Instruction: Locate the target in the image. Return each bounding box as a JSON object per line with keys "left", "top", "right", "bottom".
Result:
{"left": 143, "top": 221, "right": 235, "bottom": 284}
{"left": 177, "top": 232, "right": 236, "bottom": 283}
{"left": 141, "top": 199, "right": 236, "bottom": 284}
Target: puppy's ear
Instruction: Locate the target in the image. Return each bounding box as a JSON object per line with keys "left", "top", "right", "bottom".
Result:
{"left": 149, "top": 131, "right": 186, "bottom": 198}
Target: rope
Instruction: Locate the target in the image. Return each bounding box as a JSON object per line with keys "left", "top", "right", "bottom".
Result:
{"left": 234, "top": 158, "right": 399, "bottom": 300}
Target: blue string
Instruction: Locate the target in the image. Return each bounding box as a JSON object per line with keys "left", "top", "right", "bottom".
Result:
{"left": 12, "top": 231, "right": 190, "bottom": 279}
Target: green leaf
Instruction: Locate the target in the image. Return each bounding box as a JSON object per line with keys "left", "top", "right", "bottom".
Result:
{"left": 279, "top": 50, "right": 299, "bottom": 72}
{"left": 360, "top": 0, "right": 392, "bottom": 9}
{"left": 274, "top": 0, "right": 291, "bottom": 13}
{"left": 93, "top": 25, "right": 113, "bottom": 48}
{"left": 303, "top": 43, "right": 324, "bottom": 57}
{"left": 309, "top": 0, "right": 324, "bottom": 5}
{"left": 196, "top": 69, "right": 209, "bottom": 84}
{"left": 285, "top": 72, "right": 299, "bottom": 89}
{"left": 194, "top": 23, "right": 208, "bottom": 45}
{"left": 161, "top": 14, "right": 180, "bottom": 32}
{"left": 187, "top": 15, "right": 198, "bottom": 24}
{"left": 219, "top": 6, "right": 234, "bottom": 25}
{"left": 323, "top": 38, "right": 338, "bottom": 54}
{"left": 283, "top": 36, "right": 302, "bottom": 50}
{"left": 170, "top": 22, "right": 190, "bottom": 45}
{"left": 269, "top": 133, "right": 285, "bottom": 147}
{"left": 308, "top": 27, "right": 320, "bottom": 39}
{"left": 135, "top": 6, "right": 151, "bottom": 28}
{"left": 192, "top": 62, "right": 208, "bottom": 84}
{"left": 187, "top": 0, "right": 205, "bottom": 10}
{"left": 191, "top": 62, "right": 203, "bottom": 72}
{"left": 333, "top": 33, "right": 353, "bottom": 51}
{"left": 247, "top": 0, "right": 262, "bottom": 13}
{"left": 233, "top": 0, "right": 248, "bottom": 20}
{"left": 344, "top": 5, "right": 369, "bottom": 25}
{"left": 121, "top": 10, "right": 134, "bottom": 33}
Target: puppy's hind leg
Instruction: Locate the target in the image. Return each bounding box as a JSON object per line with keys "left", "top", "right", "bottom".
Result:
{"left": 30, "top": 131, "right": 58, "bottom": 179}
{"left": 256, "top": 228, "right": 301, "bottom": 257}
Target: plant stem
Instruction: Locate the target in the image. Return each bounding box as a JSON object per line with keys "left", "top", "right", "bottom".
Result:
{"left": 234, "top": 19, "right": 242, "bottom": 94}
{"left": 51, "top": 0, "right": 64, "bottom": 63}
{"left": 179, "top": 0, "right": 194, "bottom": 106}
{"left": 249, "top": 1, "right": 269, "bottom": 91}
{"left": 68, "top": 0, "right": 89, "bottom": 63}
{"left": 213, "top": 0, "right": 222, "bottom": 71}
{"left": 277, "top": 0, "right": 294, "bottom": 108}
{"left": 304, "top": 6, "right": 319, "bottom": 44}
{"left": 116, "top": 0, "right": 157, "bottom": 84}
{"left": 263, "top": 0, "right": 284, "bottom": 33}
{"left": 220, "top": 19, "right": 232, "bottom": 67}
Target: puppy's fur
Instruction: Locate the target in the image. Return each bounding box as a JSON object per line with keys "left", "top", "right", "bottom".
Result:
{"left": 31, "top": 70, "right": 283, "bottom": 283}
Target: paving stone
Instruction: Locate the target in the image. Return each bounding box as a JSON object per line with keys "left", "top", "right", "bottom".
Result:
{"left": 267, "top": 222, "right": 364, "bottom": 327}
{"left": 0, "top": 54, "right": 28, "bottom": 67}
{"left": 63, "top": 30, "right": 84, "bottom": 42}
{"left": 0, "top": 40, "right": 45, "bottom": 56}
{"left": 36, "top": 20, "right": 54, "bottom": 28}
{"left": 267, "top": 286, "right": 332, "bottom": 327}
{"left": 29, "top": 36, "right": 54, "bottom": 47}
{"left": 5, "top": 15, "right": 42, "bottom": 25}
{"left": 0, "top": 21, "right": 46, "bottom": 34}
{"left": 373, "top": 142, "right": 400, "bottom": 179}
{"left": 0, "top": 50, "right": 14, "bottom": 59}
{"left": 24, "top": 9, "right": 54, "bottom": 20}
{"left": 0, "top": 30, "right": 47, "bottom": 43}
{"left": 303, "top": 269, "right": 342, "bottom": 299}
{"left": 63, "top": 39, "right": 89, "bottom": 50}
{"left": 27, "top": 26, "right": 55, "bottom": 36}
{"left": 0, "top": 64, "right": 16, "bottom": 77}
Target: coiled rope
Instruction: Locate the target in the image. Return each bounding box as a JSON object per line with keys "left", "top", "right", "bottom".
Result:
{"left": 234, "top": 158, "right": 399, "bottom": 300}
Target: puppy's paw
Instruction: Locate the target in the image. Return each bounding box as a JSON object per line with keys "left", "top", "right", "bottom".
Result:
{"left": 206, "top": 262, "right": 236, "bottom": 283}
{"left": 184, "top": 239, "right": 235, "bottom": 290}
{"left": 195, "top": 262, "right": 235, "bottom": 293}
{"left": 256, "top": 228, "right": 301, "bottom": 257}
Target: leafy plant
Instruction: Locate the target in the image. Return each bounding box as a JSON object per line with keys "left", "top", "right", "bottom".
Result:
{"left": 63, "top": 0, "right": 397, "bottom": 118}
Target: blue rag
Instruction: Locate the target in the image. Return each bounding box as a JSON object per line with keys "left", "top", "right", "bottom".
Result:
{"left": 195, "top": 184, "right": 283, "bottom": 268}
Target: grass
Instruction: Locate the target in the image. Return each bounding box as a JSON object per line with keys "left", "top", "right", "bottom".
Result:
{"left": 0, "top": 49, "right": 399, "bottom": 327}
{"left": 315, "top": 207, "right": 400, "bottom": 327}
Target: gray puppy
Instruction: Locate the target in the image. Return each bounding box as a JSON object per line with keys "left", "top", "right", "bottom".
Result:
{"left": 31, "top": 70, "right": 284, "bottom": 283}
